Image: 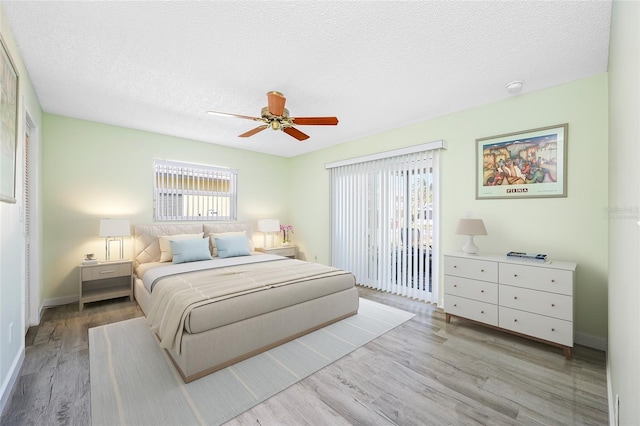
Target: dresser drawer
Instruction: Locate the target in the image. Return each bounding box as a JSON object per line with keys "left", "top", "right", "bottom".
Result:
{"left": 444, "top": 256, "right": 498, "bottom": 282}
{"left": 499, "top": 306, "right": 572, "bottom": 346}
{"left": 499, "top": 285, "right": 572, "bottom": 321}
{"left": 444, "top": 276, "right": 498, "bottom": 304}
{"left": 445, "top": 295, "right": 498, "bottom": 326}
{"left": 499, "top": 263, "right": 573, "bottom": 295}
{"left": 82, "top": 263, "right": 131, "bottom": 281}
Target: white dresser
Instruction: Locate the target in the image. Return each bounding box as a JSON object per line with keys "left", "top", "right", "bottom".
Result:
{"left": 444, "top": 252, "right": 577, "bottom": 359}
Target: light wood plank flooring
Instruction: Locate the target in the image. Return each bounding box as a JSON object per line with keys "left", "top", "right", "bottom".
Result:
{"left": 1, "top": 287, "right": 608, "bottom": 425}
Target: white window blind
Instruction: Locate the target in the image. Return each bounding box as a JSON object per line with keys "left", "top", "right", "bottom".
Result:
{"left": 154, "top": 159, "right": 237, "bottom": 221}
{"left": 327, "top": 143, "right": 443, "bottom": 303}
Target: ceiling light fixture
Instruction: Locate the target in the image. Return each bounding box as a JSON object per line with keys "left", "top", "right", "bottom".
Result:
{"left": 505, "top": 80, "right": 524, "bottom": 94}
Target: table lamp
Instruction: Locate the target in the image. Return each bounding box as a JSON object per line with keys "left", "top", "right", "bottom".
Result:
{"left": 99, "top": 218, "right": 131, "bottom": 261}
{"left": 257, "top": 219, "right": 280, "bottom": 248}
{"left": 455, "top": 218, "right": 487, "bottom": 254}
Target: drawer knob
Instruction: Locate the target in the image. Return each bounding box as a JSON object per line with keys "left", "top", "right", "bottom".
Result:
{"left": 551, "top": 303, "right": 555, "bottom": 307}
{"left": 480, "top": 290, "right": 484, "bottom": 293}
{"left": 551, "top": 328, "right": 556, "bottom": 332}
{"left": 453, "top": 304, "right": 457, "bottom": 307}
{"left": 480, "top": 269, "right": 484, "bottom": 272}
{"left": 513, "top": 274, "right": 518, "bottom": 277}
{"left": 514, "top": 319, "right": 518, "bottom": 322}
{"left": 454, "top": 284, "right": 457, "bottom": 287}
{"left": 514, "top": 296, "right": 518, "bottom": 300}
{"left": 481, "top": 310, "right": 484, "bottom": 314}
{"left": 99, "top": 270, "right": 116, "bottom": 274}
{"left": 453, "top": 265, "right": 457, "bottom": 268}
{"left": 551, "top": 279, "right": 555, "bottom": 283}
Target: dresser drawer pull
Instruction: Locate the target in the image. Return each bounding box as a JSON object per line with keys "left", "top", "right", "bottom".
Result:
{"left": 480, "top": 269, "right": 484, "bottom": 272}
{"left": 453, "top": 284, "right": 457, "bottom": 287}
{"left": 99, "top": 270, "right": 116, "bottom": 274}
{"left": 513, "top": 274, "right": 518, "bottom": 277}
{"left": 453, "top": 304, "right": 457, "bottom": 307}
{"left": 514, "top": 319, "right": 518, "bottom": 322}
{"left": 551, "top": 279, "right": 555, "bottom": 283}
{"left": 551, "top": 328, "right": 556, "bottom": 332}
{"left": 551, "top": 304, "right": 555, "bottom": 307}
{"left": 453, "top": 265, "right": 457, "bottom": 268}
{"left": 480, "top": 290, "right": 484, "bottom": 293}
{"left": 480, "top": 310, "right": 484, "bottom": 314}
{"left": 513, "top": 296, "right": 518, "bottom": 300}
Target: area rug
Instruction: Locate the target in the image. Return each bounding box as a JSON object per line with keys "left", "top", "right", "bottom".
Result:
{"left": 89, "top": 298, "right": 414, "bottom": 425}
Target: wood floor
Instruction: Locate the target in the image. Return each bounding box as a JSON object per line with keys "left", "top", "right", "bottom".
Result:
{"left": 1, "top": 287, "right": 608, "bottom": 425}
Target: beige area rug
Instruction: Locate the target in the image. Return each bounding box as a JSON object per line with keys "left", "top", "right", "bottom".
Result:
{"left": 89, "top": 298, "right": 415, "bottom": 426}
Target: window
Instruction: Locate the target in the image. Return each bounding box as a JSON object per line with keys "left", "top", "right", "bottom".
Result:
{"left": 326, "top": 141, "right": 445, "bottom": 304}
{"left": 154, "top": 159, "right": 237, "bottom": 221}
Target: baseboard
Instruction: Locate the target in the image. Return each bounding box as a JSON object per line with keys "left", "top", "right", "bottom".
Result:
{"left": 42, "top": 294, "right": 79, "bottom": 308}
{"left": 575, "top": 331, "right": 608, "bottom": 351}
{"left": 607, "top": 353, "right": 616, "bottom": 426}
{"left": 0, "top": 346, "right": 25, "bottom": 417}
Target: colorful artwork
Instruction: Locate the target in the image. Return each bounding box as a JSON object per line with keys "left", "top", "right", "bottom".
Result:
{"left": 476, "top": 124, "right": 567, "bottom": 199}
{"left": 0, "top": 36, "right": 18, "bottom": 204}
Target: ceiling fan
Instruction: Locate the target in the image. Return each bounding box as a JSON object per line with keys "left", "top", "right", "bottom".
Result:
{"left": 207, "top": 91, "right": 338, "bottom": 141}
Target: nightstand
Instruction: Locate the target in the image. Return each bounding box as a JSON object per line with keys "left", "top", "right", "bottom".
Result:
{"left": 79, "top": 260, "right": 133, "bottom": 311}
{"left": 256, "top": 245, "right": 297, "bottom": 259}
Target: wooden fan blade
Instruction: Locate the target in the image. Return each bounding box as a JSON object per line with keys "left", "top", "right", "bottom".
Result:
{"left": 239, "top": 125, "right": 268, "bottom": 137}
{"left": 207, "top": 111, "right": 261, "bottom": 121}
{"left": 283, "top": 127, "right": 310, "bottom": 141}
{"left": 292, "top": 116, "right": 339, "bottom": 126}
{"left": 267, "top": 91, "right": 286, "bottom": 116}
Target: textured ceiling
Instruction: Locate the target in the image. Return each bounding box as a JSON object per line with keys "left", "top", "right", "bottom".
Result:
{"left": 1, "top": 1, "right": 611, "bottom": 158}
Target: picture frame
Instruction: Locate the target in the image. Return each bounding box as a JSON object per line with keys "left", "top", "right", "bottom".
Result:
{"left": 0, "top": 35, "right": 19, "bottom": 204}
{"left": 476, "top": 123, "right": 568, "bottom": 200}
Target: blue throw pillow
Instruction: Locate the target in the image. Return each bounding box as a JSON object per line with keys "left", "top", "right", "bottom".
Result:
{"left": 214, "top": 234, "right": 251, "bottom": 259}
{"left": 170, "top": 238, "right": 213, "bottom": 264}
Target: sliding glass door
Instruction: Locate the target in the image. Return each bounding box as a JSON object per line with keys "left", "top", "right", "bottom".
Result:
{"left": 329, "top": 148, "right": 440, "bottom": 303}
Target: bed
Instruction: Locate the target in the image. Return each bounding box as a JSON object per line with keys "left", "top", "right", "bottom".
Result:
{"left": 133, "top": 223, "right": 359, "bottom": 383}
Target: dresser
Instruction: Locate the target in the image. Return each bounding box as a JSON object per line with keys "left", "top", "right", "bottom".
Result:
{"left": 444, "top": 252, "right": 577, "bottom": 359}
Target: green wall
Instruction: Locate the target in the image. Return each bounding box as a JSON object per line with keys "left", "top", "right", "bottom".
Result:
{"left": 41, "top": 115, "right": 290, "bottom": 303}
{"left": 290, "top": 74, "right": 609, "bottom": 344}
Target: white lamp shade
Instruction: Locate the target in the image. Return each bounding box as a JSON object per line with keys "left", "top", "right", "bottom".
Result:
{"left": 257, "top": 219, "right": 280, "bottom": 233}
{"left": 455, "top": 218, "right": 487, "bottom": 236}
{"left": 99, "top": 218, "right": 131, "bottom": 237}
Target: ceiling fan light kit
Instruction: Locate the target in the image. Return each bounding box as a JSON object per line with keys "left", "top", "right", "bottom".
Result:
{"left": 207, "top": 91, "right": 338, "bottom": 141}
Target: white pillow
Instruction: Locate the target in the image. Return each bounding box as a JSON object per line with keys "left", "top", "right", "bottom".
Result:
{"left": 158, "top": 233, "right": 204, "bottom": 262}
{"left": 209, "top": 231, "right": 255, "bottom": 256}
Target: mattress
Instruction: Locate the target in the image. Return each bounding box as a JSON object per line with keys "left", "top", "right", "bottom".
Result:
{"left": 143, "top": 255, "right": 356, "bottom": 352}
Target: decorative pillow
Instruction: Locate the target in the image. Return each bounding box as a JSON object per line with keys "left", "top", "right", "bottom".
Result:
{"left": 170, "top": 238, "right": 213, "bottom": 264}
{"left": 159, "top": 233, "right": 204, "bottom": 262}
{"left": 209, "top": 231, "right": 254, "bottom": 256}
{"left": 214, "top": 234, "right": 251, "bottom": 259}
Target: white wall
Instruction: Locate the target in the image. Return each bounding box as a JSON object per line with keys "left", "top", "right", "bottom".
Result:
{"left": 290, "top": 74, "right": 609, "bottom": 347}
{"left": 607, "top": 1, "right": 640, "bottom": 424}
{"left": 0, "top": 5, "right": 43, "bottom": 413}
{"left": 41, "top": 114, "right": 291, "bottom": 304}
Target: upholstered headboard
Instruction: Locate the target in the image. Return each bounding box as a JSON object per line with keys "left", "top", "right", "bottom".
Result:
{"left": 133, "top": 222, "right": 254, "bottom": 267}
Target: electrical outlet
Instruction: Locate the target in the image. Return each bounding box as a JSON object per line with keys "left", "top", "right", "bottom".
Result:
{"left": 465, "top": 210, "right": 473, "bottom": 218}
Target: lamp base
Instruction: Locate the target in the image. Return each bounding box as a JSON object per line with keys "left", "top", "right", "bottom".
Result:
{"left": 462, "top": 235, "right": 480, "bottom": 254}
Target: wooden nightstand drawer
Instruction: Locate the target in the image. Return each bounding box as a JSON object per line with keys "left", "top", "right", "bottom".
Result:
{"left": 256, "top": 246, "right": 297, "bottom": 259}
{"left": 82, "top": 262, "right": 131, "bottom": 281}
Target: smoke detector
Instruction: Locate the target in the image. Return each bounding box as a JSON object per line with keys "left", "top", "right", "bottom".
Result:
{"left": 506, "top": 80, "right": 524, "bottom": 94}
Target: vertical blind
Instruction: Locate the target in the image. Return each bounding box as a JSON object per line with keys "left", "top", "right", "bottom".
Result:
{"left": 154, "top": 159, "right": 237, "bottom": 221}
{"left": 327, "top": 143, "right": 443, "bottom": 303}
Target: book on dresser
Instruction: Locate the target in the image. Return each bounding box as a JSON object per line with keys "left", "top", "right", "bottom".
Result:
{"left": 443, "top": 252, "right": 577, "bottom": 359}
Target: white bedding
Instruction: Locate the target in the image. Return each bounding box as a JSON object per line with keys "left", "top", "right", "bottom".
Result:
{"left": 140, "top": 254, "right": 284, "bottom": 293}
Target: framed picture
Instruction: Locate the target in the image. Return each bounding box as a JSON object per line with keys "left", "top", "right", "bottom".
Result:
{"left": 476, "top": 123, "right": 568, "bottom": 200}
{"left": 0, "top": 35, "right": 19, "bottom": 204}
